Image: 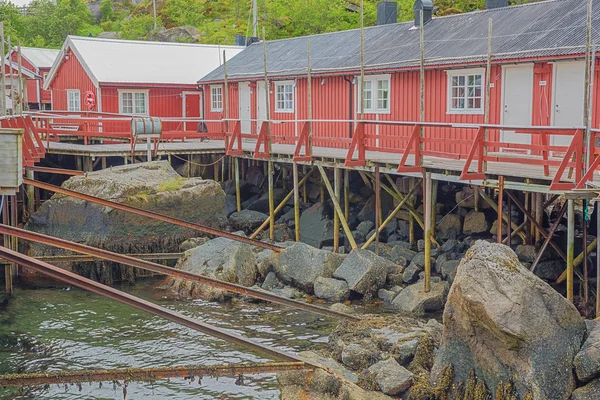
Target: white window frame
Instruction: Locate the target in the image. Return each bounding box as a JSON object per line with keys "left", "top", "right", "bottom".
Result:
{"left": 118, "top": 89, "right": 149, "bottom": 115}
{"left": 210, "top": 85, "right": 223, "bottom": 112}
{"left": 275, "top": 80, "right": 294, "bottom": 113}
{"left": 446, "top": 68, "right": 485, "bottom": 115}
{"left": 66, "top": 89, "right": 80, "bottom": 112}
{"left": 356, "top": 74, "right": 391, "bottom": 114}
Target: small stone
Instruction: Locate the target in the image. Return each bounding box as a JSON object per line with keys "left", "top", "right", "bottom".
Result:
{"left": 229, "top": 209, "right": 268, "bottom": 232}
{"left": 333, "top": 249, "right": 388, "bottom": 295}
{"left": 402, "top": 264, "right": 420, "bottom": 284}
{"left": 390, "top": 285, "right": 403, "bottom": 295}
{"left": 437, "top": 214, "right": 463, "bottom": 240}
{"left": 391, "top": 281, "right": 448, "bottom": 315}
{"left": 440, "top": 239, "right": 464, "bottom": 253}
{"left": 262, "top": 271, "right": 279, "bottom": 291}
{"left": 341, "top": 343, "right": 380, "bottom": 371}
{"left": 441, "top": 260, "right": 460, "bottom": 284}
{"left": 271, "top": 286, "right": 304, "bottom": 299}
{"left": 378, "top": 288, "right": 396, "bottom": 303}
{"left": 572, "top": 378, "right": 600, "bottom": 400}
{"left": 462, "top": 210, "right": 489, "bottom": 235}
{"left": 365, "top": 358, "right": 413, "bottom": 395}
{"left": 515, "top": 244, "right": 537, "bottom": 263}
{"left": 394, "top": 339, "right": 419, "bottom": 365}
{"left": 534, "top": 260, "right": 564, "bottom": 281}
{"left": 314, "top": 277, "right": 350, "bottom": 302}
{"left": 356, "top": 220, "right": 375, "bottom": 237}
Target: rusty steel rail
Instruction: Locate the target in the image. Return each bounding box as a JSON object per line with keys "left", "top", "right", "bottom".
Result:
{"left": 24, "top": 166, "right": 86, "bottom": 176}
{"left": 32, "top": 253, "right": 184, "bottom": 263}
{"left": 23, "top": 178, "right": 282, "bottom": 253}
{"left": 0, "top": 362, "right": 311, "bottom": 386}
{"left": 0, "top": 225, "right": 359, "bottom": 321}
{"left": 0, "top": 246, "right": 313, "bottom": 365}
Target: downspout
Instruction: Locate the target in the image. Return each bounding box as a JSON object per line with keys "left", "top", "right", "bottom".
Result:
{"left": 343, "top": 75, "right": 353, "bottom": 138}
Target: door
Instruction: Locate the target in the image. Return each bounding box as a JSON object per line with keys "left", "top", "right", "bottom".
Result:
{"left": 257, "top": 81, "right": 267, "bottom": 134}
{"left": 501, "top": 64, "right": 534, "bottom": 151}
{"left": 184, "top": 93, "right": 201, "bottom": 131}
{"left": 552, "top": 61, "right": 585, "bottom": 148}
{"left": 238, "top": 82, "right": 251, "bottom": 134}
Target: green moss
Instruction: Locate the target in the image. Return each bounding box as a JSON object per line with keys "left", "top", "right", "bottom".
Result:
{"left": 157, "top": 178, "right": 186, "bottom": 193}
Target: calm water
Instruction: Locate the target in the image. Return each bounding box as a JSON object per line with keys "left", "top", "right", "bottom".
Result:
{"left": 0, "top": 279, "right": 337, "bottom": 399}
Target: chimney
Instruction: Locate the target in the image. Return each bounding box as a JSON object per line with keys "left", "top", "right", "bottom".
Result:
{"left": 414, "top": 0, "right": 433, "bottom": 26}
{"left": 486, "top": 0, "right": 508, "bottom": 9}
{"left": 377, "top": 1, "right": 398, "bottom": 26}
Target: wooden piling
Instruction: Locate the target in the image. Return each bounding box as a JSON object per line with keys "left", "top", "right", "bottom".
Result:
{"left": 597, "top": 201, "right": 600, "bottom": 316}
{"left": 497, "top": 176, "right": 504, "bottom": 243}
{"left": 424, "top": 172, "right": 432, "bottom": 293}
{"left": 293, "top": 162, "right": 300, "bottom": 242}
{"left": 0, "top": 23, "right": 6, "bottom": 115}
{"left": 334, "top": 167, "right": 341, "bottom": 252}
{"left": 567, "top": 198, "right": 575, "bottom": 302}
{"left": 268, "top": 160, "right": 275, "bottom": 241}
{"left": 375, "top": 166, "right": 380, "bottom": 255}
{"left": 235, "top": 158, "right": 241, "bottom": 212}
{"left": 2, "top": 196, "right": 12, "bottom": 294}
{"left": 344, "top": 169, "right": 349, "bottom": 221}
{"left": 409, "top": 177, "right": 415, "bottom": 246}
{"left": 584, "top": 208, "right": 589, "bottom": 304}
{"left": 25, "top": 169, "right": 34, "bottom": 219}
{"left": 302, "top": 165, "right": 308, "bottom": 203}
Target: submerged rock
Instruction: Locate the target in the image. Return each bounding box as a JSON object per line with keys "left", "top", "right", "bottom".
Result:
{"left": 430, "top": 241, "right": 585, "bottom": 399}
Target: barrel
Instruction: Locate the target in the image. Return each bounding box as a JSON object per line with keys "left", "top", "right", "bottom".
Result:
{"left": 131, "top": 117, "right": 162, "bottom": 137}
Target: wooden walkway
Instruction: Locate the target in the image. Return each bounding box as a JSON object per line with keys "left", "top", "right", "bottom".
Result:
{"left": 46, "top": 139, "right": 600, "bottom": 193}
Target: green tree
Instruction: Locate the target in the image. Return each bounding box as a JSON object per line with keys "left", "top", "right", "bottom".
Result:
{"left": 100, "top": 0, "right": 114, "bottom": 22}
{"left": 51, "top": 0, "right": 94, "bottom": 41}
{"left": 120, "top": 14, "right": 159, "bottom": 39}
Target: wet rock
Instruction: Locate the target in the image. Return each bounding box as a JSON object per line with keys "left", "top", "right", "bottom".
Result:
{"left": 378, "top": 289, "right": 396, "bottom": 303}
{"left": 299, "top": 202, "right": 335, "bottom": 248}
{"left": 298, "top": 351, "right": 358, "bottom": 383}
{"left": 430, "top": 241, "right": 586, "bottom": 399}
{"left": 437, "top": 214, "right": 463, "bottom": 240}
{"left": 440, "top": 260, "right": 460, "bottom": 284}
{"left": 342, "top": 342, "right": 381, "bottom": 371}
{"left": 275, "top": 242, "right": 345, "bottom": 293}
{"left": 169, "top": 236, "right": 257, "bottom": 301}
{"left": 394, "top": 339, "right": 419, "bottom": 365}
{"left": 391, "top": 281, "right": 448, "bottom": 315}
{"left": 489, "top": 219, "right": 507, "bottom": 236}
{"left": 391, "top": 246, "right": 416, "bottom": 264}
{"left": 462, "top": 210, "right": 489, "bottom": 235}
{"left": 402, "top": 264, "right": 421, "bottom": 284}
{"left": 572, "top": 378, "right": 600, "bottom": 400}
{"left": 262, "top": 271, "right": 279, "bottom": 291}
{"left": 229, "top": 209, "right": 268, "bottom": 232}
{"left": 364, "top": 358, "right": 413, "bottom": 395}
{"left": 350, "top": 230, "right": 366, "bottom": 246}
{"left": 314, "top": 277, "right": 350, "bottom": 302}
{"left": 224, "top": 194, "right": 237, "bottom": 216}
{"left": 179, "top": 236, "right": 209, "bottom": 252}
{"left": 271, "top": 286, "right": 304, "bottom": 299}
{"left": 331, "top": 303, "right": 354, "bottom": 315}
{"left": 333, "top": 250, "right": 388, "bottom": 296}
{"left": 574, "top": 324, "right": 600, "bottom": 383}
{"left": 515, "top": 244, "right": 537, "bottom": 263}
{"left": 534, "top": 259, "right": 564, "bottom": 281}
{"left": 356, "top": 221, "right": 375, "bottom": 237}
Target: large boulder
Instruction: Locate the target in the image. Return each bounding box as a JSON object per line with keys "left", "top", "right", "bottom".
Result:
{"left": 437, "top": 214, "right": 463, "bottom": 240}
{"left": 572, "top": 378, "right": 600, "bottom": 400}
{"left": 333, "top": 249, "right": 389, "bottom": 296}
{"left": 362, "top": 358, "right": 413, "bottom": 395}
{"left": 299, "top": 202, "right": 336, "bottom": 248}
{"left": 391, "top": 281, "right": 448, "bottom": 314}
{"left": 574, "top": 323, "right": 600, "bottom": 383}
{"left": 24, "top": 161, "right": 226, "bottom": 285}
{"left": 229, "top": 209, "right": 267, "bottom": 232}
{"left": 168, "top": 236, "right": 257, "bottom": 301}
{"left": 314, "top": 277, "right": 350, "bottom": 302}
{"left": 274, "top": 242, "right": 345, "bottom": 293}
{"left": 462, "top": 210, "right": 489, "bottom": 235}
{"left": 431, "top": 241, "right": 586, "bottom": 399}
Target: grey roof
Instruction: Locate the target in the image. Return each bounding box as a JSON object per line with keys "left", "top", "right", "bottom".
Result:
{"left": 19, "top": 47, "right": 60, "bottom": 69}
{"left": 200, "top": 0, "right": 600, "bottom": 83}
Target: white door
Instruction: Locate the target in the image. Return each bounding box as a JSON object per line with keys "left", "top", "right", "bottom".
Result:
{"left": 257, "top": 81, "right": 267, "bottom": 134}
{"left": 552, "top": 61, "right": 585, "bottom": 148}
{"left": 238, "top": 82, "right": 251, "bottom": 134}
{"left": 501, "top": 64, "right": 534, "bottom": 151}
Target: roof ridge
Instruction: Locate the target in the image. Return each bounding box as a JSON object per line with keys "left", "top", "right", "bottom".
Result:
{"left": 67, "top": 35, "right": 243, "bottom": 49}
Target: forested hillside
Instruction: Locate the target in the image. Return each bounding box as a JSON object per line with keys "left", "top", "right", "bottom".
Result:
{"left": 0, "top": 0, "right": 542, "bottom": 48}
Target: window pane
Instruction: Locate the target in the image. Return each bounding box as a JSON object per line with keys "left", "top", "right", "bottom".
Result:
{"left": 134, "top": 92, "right": 146, "bottom": 114}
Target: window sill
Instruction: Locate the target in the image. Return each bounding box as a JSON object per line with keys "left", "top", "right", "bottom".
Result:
{"left": 356, "top": 110, "right": 391, "bottom": 115}
{"left": 275, "top": 110, "right": 294, "bottom": 114}
{"left": 211, "top": 109, "right": 223, "bottom": 113}
{"left": 447, "top": 109, "right": 484, "bottom": 115}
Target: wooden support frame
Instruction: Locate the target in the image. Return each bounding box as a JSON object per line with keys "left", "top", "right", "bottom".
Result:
{"left": 293, "top": 163, "right": 301, "bottom": 242}
{"left": 254, "top": 121, "right": 271, "bottom": 159}
{"left": 334, "top": 167, "right": 341, "bottom": 252}
{"left": 317, "top": 164, "right": 357, "bottom": 250}
{"left": 497, "top": 177, "right": 504, "bottom": 243}
{"left": 460, "top": 126, "right": 487, "bottom": 180}
{"left": 567, "top": 199, "right": 575, "bottom": 302}
{"left": 235, "top": 158, "right": 241, "bottom": 212}
{"left": 345, "top": 122, "right": 366, "bottom": 167}
{"left": 293, "top": 122, "right": 312, "bottom": 162}
{"left": 397, "top": 124, "right": 422, "bottom": 173}
{"left": 479, "top": 190, "right": 526, "bottom": 243}
{"left": 226, "top": 121, "right": 243, "bottom": 156}
{"left": 550, "top": 129, "right": 584, "bottom": 191}
{"left": 423, "top": 172, "right": 432, "bottom": 293}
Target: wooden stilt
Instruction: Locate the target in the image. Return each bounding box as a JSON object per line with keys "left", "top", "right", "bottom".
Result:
{"left": 235, "top": 158, "right": 241, "bottom": 212}
{"left": 317, "top": 165, "right": 357, "bottom": 250}
{"left": 302, "top": 165, "right": 308, "bottom": 203}
{"left": 293, "top": 163, "right": 300, "bottom": 242}
{"left": 531, "top": 202, "right": 567, "bottom": 273}
{"left": 320, "top": 175, "right": 325, "bottom": 204}
{"left": 2, "top": 196, "right": 12, "bottom": 294}
{"left": 76, "top": 156, "right": 83, "bottom": 171}
{"left": 101, "top": 157, "right": 107, "bottom": 170}
{"left": 536, "top": 192, "right": 543, "bottom": 245}
{"left": 506, "top": 192, "right": 512, "bottom": 247}
{"left": 584, "top": 209, "right": 589, "bottom": 304}
{"left": 214, "top": 155, "right": 219, "bottom": 182}
{"left": 567, "top": 198, "right": 575, "bottom": 302}
{"left": 409, "top": 177, "right": 415, "bottom": 246}
{"left": 268, "top": 161, "right": 275, "bottom": 241}
{"left": 597, "top": 201, "right": 600, "bottom": 316}
{"left": 424, "top": 172, "right": 432, "bottom": 293}
{"left": 334, "top": 167, "right": 341, "bottom": 253}
{"left": 497, "top": 177, "right": 504, "bottom": 243}
{"left": 375, "top": 166, "right": 380, "bottom": 255}
{"left": 474, "top": 186, "right": 480, "bottom": 212}
{"left": 25, "top": 169, "right": 34, "bottom": 219}
{"left": 480, "top": 190, "right": 527, "bottom": 243}
{"left": 344, "top": 169, "right": 349, "bottom": 221}
{"left": 431, "top": 179, "right": 438, "bottom": 237}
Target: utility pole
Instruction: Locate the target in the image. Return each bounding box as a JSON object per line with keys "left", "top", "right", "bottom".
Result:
{"left": 252, "top": 0, "right": 258, "bottom": 38}
{"left": 0, "top": 22, "right": 6, "bottom": 116}
{"left": 153, "top": 0, "right": 157, "bottom": 30}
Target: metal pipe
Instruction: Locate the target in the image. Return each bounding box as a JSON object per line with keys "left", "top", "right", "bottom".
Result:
{"left": 235, "top": 157, "right": 241, "bottom": 212}
{"left": 530, "top": 202, "right": 567, "bottom": 273}
{"left": 23, "top": 178, "right": 283, "bottom": 253}
{"left": 0, "top": 224, "right": 358, "bottom": 321}
{"left": 567, "top": 198, "right": 575, "bottom": 302}
{"left": 424, "top": 172, "right": 432, "bottom": 293}
{"left": 375, "top": 166, "right": 380, "bottom": 255}
{"left": 584, "top": 208, "right": 589, "bottom": 304}
{"left": 497, "top": 177, "right": 504, "bottom": 243}
{"left": 317, "top": 165, "right": 357, "bottom": 250}
{"left": 0, "top": 246, "right": 310, "bottom": 363}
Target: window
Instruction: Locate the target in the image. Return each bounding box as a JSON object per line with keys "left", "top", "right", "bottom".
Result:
{"left": 42, "top": 72, "right": 48, "bottom": 81}
{"left": 447, "top": 69, "right": 484, "bottom": 114}
{"left": 358, "top": 75, "right": 390, "bottom": 113}
{"left": 67, "top": 90, "right": 80, "bottom": 112}
{"left": 275, "top": 81, "right": 294, "bottom": 113}
{"left": 211, "top": 85, "right": 223, "bottom": 112}
{"left": 119, "top": 90, "right": 148, "bottom": 115}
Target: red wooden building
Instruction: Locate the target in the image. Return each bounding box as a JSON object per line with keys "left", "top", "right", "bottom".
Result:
{"left": 45, "top": 36, "right": 243, "bottom": 131}
{"left": 5, "top": 47, "right": 58, "bottom": 111}
{"left": 198, "top": 0, "right": 600, "bottom": 158}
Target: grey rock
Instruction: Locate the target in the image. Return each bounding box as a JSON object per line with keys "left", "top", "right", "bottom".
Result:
{"left": 462, "top": 210, "right": 489, "bottom": 235}
{"left": 574, "top": 324, "right": 600, "bottom": 383}
{"left": 455, "top": 186, "right": 490, "bottom": 209}
{"left": 298, "top": 350, "right": 358, "bottom": 383}
{"left": 515, "top": 244, "right": 537, "bottom": 263}
{"left": 331, "top": 303, "right": 354, "bottom": 315}
{"left": 275, "top": 242, "right": 345, "bottom": 293}
{"left": 440, "top": 239, "right": 464, "bottom": 253}
{"left": 356, "top": 220, "right": 375, "bottom": 237}
{"left": 572, "top": 377, "right": 600, "bottom": 400}
{"left": 409, "top": 252, "right": 435, "bottom": 269}
{"left": 244, "top": 165, "right": 264, "bottom": 187}
{"left": 402, "top": 264, "right": 421, "bottom": 284}
{"left": 262, "top": 271, "right": 279, "bottom": 291}
{"left": 299, "top": 202, "right": 335, "bottom": 248}
{"left": 333, "top": 249, "right": 388, "bottom": 296}
{"left": 391, "top": 246, "right": 417, "bottom": 264}
{"left": 378, "top": 288, "right": 396, "bottom": 303}
{"left": 247, "top": 188, "right": 287, "bottom": 214}
{"left": 229, "top": 209, "right": 268, "bottom": 232}
{"left": 271, "top": 286, "right": 304, "bottom": 299}
{"left": 534, "top": 259, "right": 564, "bottom": 281}
{"left": 390, "top": 285, "right": 404, "bottom": 295}
{"left": 441, "top": 260, "right": 460, "bottom": 284}
{"left": 341, "top": 342, "right": 380, "bottom": 371}
{"left": 179, "top": 236, "right": 209, "bottom": 252}
{"left": 365, "top": 358, "right": 413, "bottom": 395}
{"left": 314, "top": 277, "right": 350, "bottom": 302}
{"left": 358, "top": 192, "right": 394, "bottom": 223}
{"left": 437, "top": 214, "right": 463, "bottom": 240}
{"left": 430, "top": 240, "right": 586, "bottom": 399}
{"left": 394, "top": 339, "right": 420, "bottom": 365}
{"left": 418, "top": 272, "right": 442, "bottom": 283}
{"left": 391, "top": 281, "right": 448, "bottom": 315}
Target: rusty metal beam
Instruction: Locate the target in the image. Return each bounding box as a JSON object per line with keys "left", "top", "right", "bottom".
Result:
{"left": 23, "top": 178, "right": 282, "bottom": 253}
{"left": 24, "top": 166, "right": 86, "bottom": 176}
{"left": 0, "top": 245, "right": 312, "bottom": 364}
{"left": 531, "top": 202, "right": 567, "bottom": 273}
{"left": 4, "top": 253, "right": 183, "bottom": 263}
{"left": 0, "top": 225, "right": 359, "bottom": 322}
{"left": 0, "top": 362, "right": 312, "bottom": 387}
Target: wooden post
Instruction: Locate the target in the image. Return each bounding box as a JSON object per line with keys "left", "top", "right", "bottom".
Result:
{"left": 262, "top": 27, "right": 272, "bottom": 154}
{"left": 223, "top": 50, "right": 229, "bottom": 132}
{"left": 431, "top": 179, "right": 438, "bottom": 237}
{"left": 344, "top": 169, "right": 349, "bottom": 221}
{"left": 235, "top": 158, "right": 241, "bottom": 212}
{"left": 483, "top": 18, "right": 492, "bottom": 171}
{"left": 419, "top": 10, "right": 425, "bottom": 165}
{"left": 293, "top": 162, "right": 300, "bottom": 242}
{"left": 375, "top": 166, "right": 380, "bottom": 255}
{"left": 320, "top": 176, "right": 325, "bottom": 204}
{"left": 424, "top": 172, "right": 432, "bottom": 293}
{"left": 506, "top": 192, "right": 512, "bottom": 247}
{"left": 409, "top": 177, "right": 415, "bottom": 246}
{"left": 268, "top": 160, "right": 274, "bottom": 240}
{"left": 0, "top": 23, "right": 6, "bottom": 116}
{"left": 25, "top": 169, "right": 34, "bottom": 219}
{"left": 497, "top": 176, "right": 504, "bottom": 243}
{"left": 597, "top": 201, "right": 600, "bottom": 316}
{"left": 302, "top": 165, "right": 307, "bottom": 203}
{"left": 2, "top": 196, "right": 12, "bottom": 294}
{"left": 474, "top": 186, "right": 479, "bottom": 212}
{"left": 334, "top": 167, "right": 340, "bottom": 253}
{"left": 307, "top": 40, "right": 313, "bottom": 154}
{"left": 536, "top": 192, "right": 543, "bottom": 244}
{"left": 317, "top": 165, "right": 357, "bottom": 250}
{"left": 584, "top": 208, "right": 589, "bottom": 304}
{"left": 17, "top": 40, "right": 22, "bottom": 115}
{"left": 214, "top": 155, "right": 219, "bottom": 182}
{"left": 567, "top": 198, "right": 575, "bottom": 302}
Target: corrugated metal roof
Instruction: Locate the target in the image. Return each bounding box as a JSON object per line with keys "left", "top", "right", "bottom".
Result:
{"left": 19, "top": 47, "right": 60, "bottom": 69}
{"left": 200, "top": 0, "right": 600, "bottom": 82}
{"left": 47, "top": 36, "right": 244, "bottom": 88}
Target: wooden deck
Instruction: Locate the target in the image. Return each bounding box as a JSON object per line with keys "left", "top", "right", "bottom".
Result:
{"left": 46, "top": 139, "right": 600, "bottom": 193}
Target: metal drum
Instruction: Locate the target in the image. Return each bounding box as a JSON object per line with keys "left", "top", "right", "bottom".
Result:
{"left": 131, "top": 117, "right": 162, "bottom": 138}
